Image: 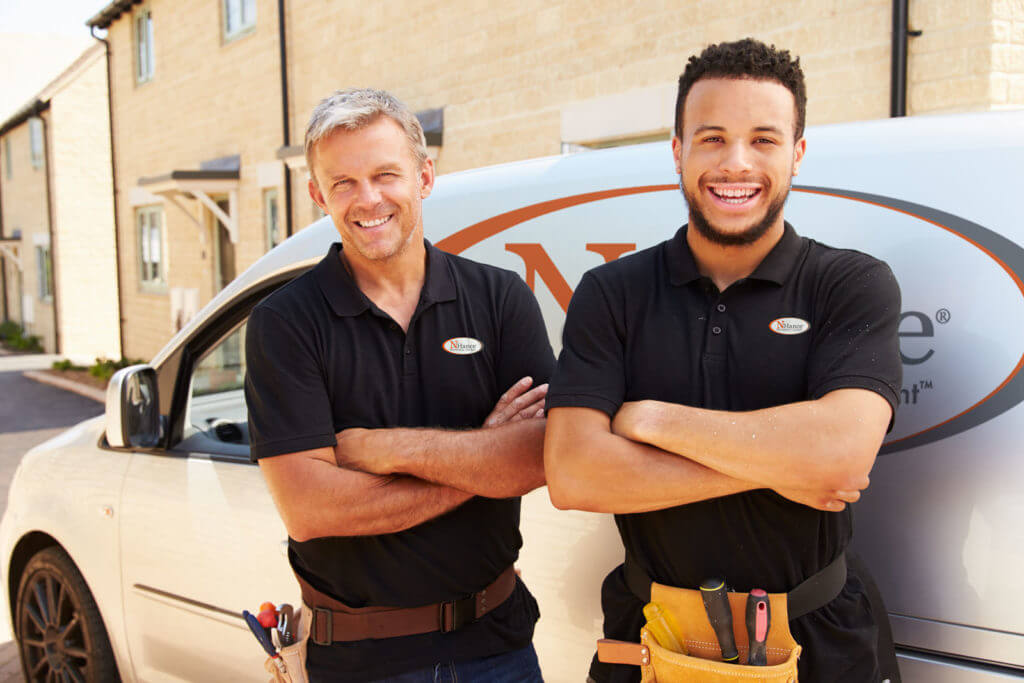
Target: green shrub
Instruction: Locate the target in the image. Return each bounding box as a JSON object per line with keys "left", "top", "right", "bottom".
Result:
{"left": 9, "top": 333, "right": 42, "bottom": 352}
{"left": 88, "top": 357, "right": 145, "bottom": 381}
{"left": 51, "top": 359, "right": 86, "bottom": 371}
{"left": 0, "top": 320, "right": 22, "bottom": 340}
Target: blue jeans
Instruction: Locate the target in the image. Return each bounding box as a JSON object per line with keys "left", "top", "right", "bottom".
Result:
{"left": 374, "top": 644, "right": 544, "bottom": 682}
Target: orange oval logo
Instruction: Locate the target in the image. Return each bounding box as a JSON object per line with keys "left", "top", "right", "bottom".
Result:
{"left": 442, "top": 337, "right": 484, "bottom": 355}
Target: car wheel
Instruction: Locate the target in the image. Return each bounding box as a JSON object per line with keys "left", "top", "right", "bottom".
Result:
{"left": 15, "top": 546, "right": 119, "bottom": 683}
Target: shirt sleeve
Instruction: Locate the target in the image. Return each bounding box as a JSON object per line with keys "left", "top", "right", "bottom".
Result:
{"left": 495, "top": 275, "right": 556, "bottom": 392}
{"left": 546, "top": 271, "right": 627, "bottom": 417}
{"left": 806, "top": 257, "right": 903, "bottom": 426}
{"left": 245, "top": 304, "right": 337, "bottom": 461}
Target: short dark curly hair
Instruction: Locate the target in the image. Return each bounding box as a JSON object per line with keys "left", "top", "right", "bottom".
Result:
{"left": 674, "top": 38, "right": 807, "bottom": 141}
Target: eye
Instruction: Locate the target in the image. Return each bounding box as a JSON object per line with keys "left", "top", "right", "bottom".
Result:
{"left": 755, "top": 137, "right": 777, "bottom": 145}
{"left": 702, "top": 135, "right": 724, "bottom": 144}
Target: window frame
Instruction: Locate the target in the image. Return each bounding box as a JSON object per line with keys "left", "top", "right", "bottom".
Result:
{"left": 35, "top": 244, "right": 53, "bottom": 301}
{"left": 28, "top": 118, "right": 44, "bottom": 170}
{"left": 134, "top": 6, "right": 155, "bottom": 84}
{"left": 263, "top": 188, "right": 280, "bottom": 251}
{"left": 136, "top": 205, "right": 166, "bottom": 292}
{"left": 222, "top": 0, "right": 257, "bottom": 42}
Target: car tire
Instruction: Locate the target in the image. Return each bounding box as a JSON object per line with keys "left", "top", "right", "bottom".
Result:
{"left": 15, "top": 546, "right": 120, "bottom": 683}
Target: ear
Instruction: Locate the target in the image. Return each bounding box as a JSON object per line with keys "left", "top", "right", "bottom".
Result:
{"left": 792, "top": 136, "right": 807, "bottom": 176}
{"left": 671, "top": 136, "right": 683, "bottom": 175}
{"left": 308, "top": 176, "right": 326, "bottom": 211}
{"left": 418, "top": 157, "right": 436, "bottom": 200}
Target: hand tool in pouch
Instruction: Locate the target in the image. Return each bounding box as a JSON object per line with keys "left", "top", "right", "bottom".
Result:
{"left": 277, "top": 604, "right": 295, "bottom": 647}
{"left": 745, "top": 588, "right": 770, "bottom": 665}
{"left": 699, "top": 577, "right": 739, "bottom": 664}
{"left": 243, "top": 610, "right": 280, "bottom": 659}
{"left": 642, "top": 601, "right": 687, "bottom": 654}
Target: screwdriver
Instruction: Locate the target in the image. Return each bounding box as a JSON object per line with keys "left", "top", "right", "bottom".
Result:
{"left": 700, "top": 577, "right": 739, "bottom": 664}
{"left": 242, "top": 609, "right": 279, "bottom": 659}
{"left": 642, "top": 602, "right": 687, "bottom": 654}
{"left": 745, "top": 589, "right": 770, "bottom": 666}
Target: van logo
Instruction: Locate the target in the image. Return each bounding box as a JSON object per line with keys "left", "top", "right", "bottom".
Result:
{"left": 442, "top": 337, "right": 483, "bottom": 355}
{"left": 770, "top": 318, "right": 810, "bottom": 335}
{"left": 431, "top": 184, "right": 1024, "bottom": 456}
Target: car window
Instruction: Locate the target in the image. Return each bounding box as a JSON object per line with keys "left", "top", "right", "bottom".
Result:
{"left": 178, "top": 321, "right": 250, "bottom": 456}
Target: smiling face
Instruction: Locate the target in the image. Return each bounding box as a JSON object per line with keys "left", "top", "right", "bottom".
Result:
{"left": 673, "top": 77, "right": 806, "bottom": 246}
{"left": 308, "top": 115, "right": 434, "bottom": 267}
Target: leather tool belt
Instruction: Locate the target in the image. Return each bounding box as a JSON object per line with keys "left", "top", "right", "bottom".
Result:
{"left": 623, "top": 551, "right": 847, "bottom": 621}
{"left": 295, "top": 566, "right": 517, "bottom": 646}
{"left": 595, "top": 552, "right": 849, "bottom": 681}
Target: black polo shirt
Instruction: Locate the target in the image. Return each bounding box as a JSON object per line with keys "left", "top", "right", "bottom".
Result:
{"left": 546, "top": 223, "right": 902, "bottom": 683}
{"left": 245, "top": 241, "right": 555, "bottom": 681}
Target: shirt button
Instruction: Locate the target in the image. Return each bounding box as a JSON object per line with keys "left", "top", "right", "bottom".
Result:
{"left": 389, "top": 322, "right": 398, "bottom": 331}
{"left": 405, "top": 348, "right": 411, "bottom": 355}
{"left": 716, "top": 304, "right": 726, "bottom": 313}
{"left": 712, "top": 326, "right": 722, "bottom": 335}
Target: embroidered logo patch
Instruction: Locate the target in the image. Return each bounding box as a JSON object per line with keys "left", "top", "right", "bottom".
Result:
{"left": 769, "top": 317, "right": 810, "bottom": 335}
{"left": 442, "top": 337, "right": 484, "bottom": 355}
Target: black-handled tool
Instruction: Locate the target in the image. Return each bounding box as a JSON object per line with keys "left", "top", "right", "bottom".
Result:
{"left": 700, "top": 577, "right": 739, "bottom": 664}
{"left": 745, "top": 589, "right": 770, "bottom": 665}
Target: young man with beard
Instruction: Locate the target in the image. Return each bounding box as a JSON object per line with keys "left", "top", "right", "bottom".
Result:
{"left": 245, "top": 89, "right": 553, "bottom": 681}
{"left": 545, "top": 39, "right": 902, "bottom": 682}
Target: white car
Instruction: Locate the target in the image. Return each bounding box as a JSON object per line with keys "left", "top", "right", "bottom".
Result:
{"left": 2, "top": 110, "right": 1023, "bottom": 682}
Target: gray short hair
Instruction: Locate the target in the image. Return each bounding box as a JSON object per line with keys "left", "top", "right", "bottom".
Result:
{"left": 304, "top": 88, "right": 428, "bottom": 179}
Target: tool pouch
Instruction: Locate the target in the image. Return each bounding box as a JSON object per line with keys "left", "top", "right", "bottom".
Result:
{"left": 264, "top": 605, "right": 310, "bottom": 683}
{"left": 598, "top": 582, "right": 800, "bottom": 682}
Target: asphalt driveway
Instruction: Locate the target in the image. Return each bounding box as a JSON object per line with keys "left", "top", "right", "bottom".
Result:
{"left": 0, "top": 351, "right": 103, "bottom": 682}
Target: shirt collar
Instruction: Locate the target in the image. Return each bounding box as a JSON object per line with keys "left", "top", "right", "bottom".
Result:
{"left": 314, "top": 240, "right": 457, "bottom": 317}
{"left": 666, "top": 222, "right": 802, "bottom": 287}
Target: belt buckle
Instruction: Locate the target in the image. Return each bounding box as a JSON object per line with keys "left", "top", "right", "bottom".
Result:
{"left": 312, "top": 606, "right": 333, "bottom": 645}
{"left": 438, "top": 596, "right": 475, "bottom": 633}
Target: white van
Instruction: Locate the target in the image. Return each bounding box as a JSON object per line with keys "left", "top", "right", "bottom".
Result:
{"left": 1, "top": 110, "right": 1022, "bottom": 682}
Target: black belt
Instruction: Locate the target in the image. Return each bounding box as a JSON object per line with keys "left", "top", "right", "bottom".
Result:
{"left": 623, "top": 551, "right": 847, "bottom": 620}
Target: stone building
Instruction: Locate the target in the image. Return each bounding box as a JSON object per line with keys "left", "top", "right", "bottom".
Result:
{"left": 0, "top": 43, "right": 120, "bottom": 359}
{"left": 86, "top": 0, "right": 1024, "bottom": 359}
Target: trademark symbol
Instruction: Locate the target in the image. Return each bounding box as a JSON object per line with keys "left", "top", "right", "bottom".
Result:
{"left": 936, "top": 308, "right": 951, "bottom": 324}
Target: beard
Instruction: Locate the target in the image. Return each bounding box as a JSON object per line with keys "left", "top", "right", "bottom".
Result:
{"left": 682, "top": 177, "right": 790, "bottom": 247}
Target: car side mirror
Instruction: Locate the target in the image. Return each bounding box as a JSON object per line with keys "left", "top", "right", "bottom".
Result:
{"left": 105, "top": 365, "right": 163, "bottom": 448}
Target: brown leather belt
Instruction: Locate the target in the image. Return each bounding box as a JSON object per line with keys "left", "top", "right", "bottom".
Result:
{"left": 296, "top": 566, "right": 518, "bottom": 645}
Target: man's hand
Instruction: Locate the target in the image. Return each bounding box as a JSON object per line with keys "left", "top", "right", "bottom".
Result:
{"left": 484, "top": 376, "right": 548, "bottom": 427}
{"left": 774, "top": 481, "right": 867, "bottom": 512}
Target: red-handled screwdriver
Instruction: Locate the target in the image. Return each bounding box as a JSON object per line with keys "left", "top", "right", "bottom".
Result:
{"left": 700, "top": 577, "right": 739, "bottom": 664}
{"left": 746, "top": 589, "right": 770, "bottom": 666}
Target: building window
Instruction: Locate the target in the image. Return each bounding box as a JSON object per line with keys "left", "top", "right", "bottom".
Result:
{"left": 3, "top": 137, "right": 11, "bottom": 178}
{"left": 223, "top": 0, "right": 256, "bottom": 40}
{"left": 36, "top": 245, "right": 53, "bottom": 301}
{"left": 137, "top": 206, "right": 164, "bottom": 289}
{"left": 29, "top": 118, "right": 44, "bottom": 169}
{"left": 135, "top": 7, "right": 155, "bottom": 83}
{"left": 264, "top": 189, "right": 280, "bottom": 250}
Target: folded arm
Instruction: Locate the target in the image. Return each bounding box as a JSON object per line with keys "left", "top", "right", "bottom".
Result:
{"left": 612, "top": 388, "right": 891, "bottom": 496}
{"left": 259, "top": 446, "right": 473, "bottom": 541}
{"left": 333, "top": 376, "right": 548, "bottom": 499}
{"left": 544, "top": 406, "right": 757, "bottom": 513}
{"left": 335, "top": 418, "right": 546, "bottom": 499}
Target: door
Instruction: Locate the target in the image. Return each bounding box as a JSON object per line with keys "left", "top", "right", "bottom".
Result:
{"left": 119, "top": 319, "right": 298, "bottom": 682}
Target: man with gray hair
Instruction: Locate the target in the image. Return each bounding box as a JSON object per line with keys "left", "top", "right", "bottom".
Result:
{"left": 245, "top": 88, "right": 553, "bottom": 681}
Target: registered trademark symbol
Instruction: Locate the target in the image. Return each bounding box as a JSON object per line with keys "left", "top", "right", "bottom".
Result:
{"left": 936, "top": 308, "right": 951, "bottom": 324}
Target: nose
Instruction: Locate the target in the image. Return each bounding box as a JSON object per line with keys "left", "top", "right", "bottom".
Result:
{"left": 354, "top": 179, "right": 383, "bottom": 207}
{"left": 719, "top": 140, "right": 754, "bottom": 175}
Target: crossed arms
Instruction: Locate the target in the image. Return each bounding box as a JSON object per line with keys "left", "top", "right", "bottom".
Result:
{"left": 544, "top": 388, "right": 892, "bottom": 515}
{"left": 259, "top": 378, "right": 548, "bottom": 542}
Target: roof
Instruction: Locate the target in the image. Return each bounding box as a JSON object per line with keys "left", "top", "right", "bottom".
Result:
{"left": 86, "top": 0, "right": 143, "bottom": 29}
{"left": 0, "top": 100, "right": 49, "bottom": 138}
